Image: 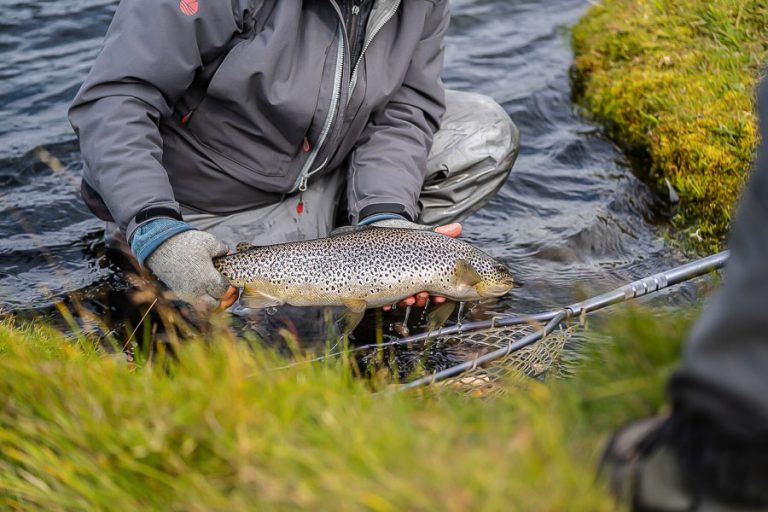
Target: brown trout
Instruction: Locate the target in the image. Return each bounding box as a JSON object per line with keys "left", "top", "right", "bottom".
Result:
{"left": 212, "top": 222, "right": 514, "bottom": 326}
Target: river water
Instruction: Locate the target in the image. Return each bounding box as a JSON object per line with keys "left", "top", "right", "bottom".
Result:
{"left": 0, "top": 0, "right": 705, "bottom": 338}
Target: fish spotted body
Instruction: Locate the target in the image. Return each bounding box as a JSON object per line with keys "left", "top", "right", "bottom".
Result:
{"left": 212, "top": 224, "right": 514, "bottom": 312}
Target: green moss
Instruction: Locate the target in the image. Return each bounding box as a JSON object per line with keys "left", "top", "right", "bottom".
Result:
{"left": 572, "top": 0, "right": 768, "bottom": 251}
{"left": 0, "top": 307, "right": 696, "bottom": 511}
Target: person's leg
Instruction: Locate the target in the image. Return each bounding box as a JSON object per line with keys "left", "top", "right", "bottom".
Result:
{"left": 418, "top": 90, "right": 520, "bottom": 226}
{"left": 182, "top": 170, "right": 344, "bottom": 248}
{"left": 604, "top": 76, "right": 768, "bottom": 511}
{"left": 664, "top": 76, "right": 768, "bottom": 506}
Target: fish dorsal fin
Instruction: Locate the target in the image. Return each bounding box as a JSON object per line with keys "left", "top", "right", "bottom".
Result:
{"left": 239, "top": 285, "right": 283, "bottom": 309}
{"left": 236, "top": 242, "right": 257, "bottom": 253}
{"left": 454, "top": 259, "right": 482, "bottom": 286}
{"left": 330, "top": 225, "right": 370, "bottom": 236}
{"left": 367, "top": 219, "right": 436, "bottom": 231}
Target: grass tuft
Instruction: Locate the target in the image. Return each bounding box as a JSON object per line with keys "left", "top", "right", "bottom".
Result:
{"left": 0, "top": 307, "right": 696, "bottom": 511}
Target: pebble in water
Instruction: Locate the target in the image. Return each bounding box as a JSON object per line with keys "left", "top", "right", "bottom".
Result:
{"left": 393, "top": 322, "right": 409, "bottom": 337}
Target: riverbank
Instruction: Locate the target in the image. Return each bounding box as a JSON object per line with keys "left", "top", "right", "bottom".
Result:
{"left": 572, "top": 0, "right": 768, "bottom": 251}
{"left": 0, "top": 309, "right": 693, "bottom": 510}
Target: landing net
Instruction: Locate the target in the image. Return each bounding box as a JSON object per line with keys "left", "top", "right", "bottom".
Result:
{"left": 423, "top": 323, "right": 575, "bottom": 397}
{"left": 392, "top": 251, "right": 729, "bottom": 393}
{"left": 276, "top": 252, "right": 728, "bottom": 396}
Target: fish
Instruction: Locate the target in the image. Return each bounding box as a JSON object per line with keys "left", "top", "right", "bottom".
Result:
{"left": 212, "top": 220, "right": 514, "bottom": 331}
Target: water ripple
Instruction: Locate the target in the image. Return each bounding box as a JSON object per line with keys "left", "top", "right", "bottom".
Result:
{"left": 0, "top": 0, "right": 692, "bottom": 319}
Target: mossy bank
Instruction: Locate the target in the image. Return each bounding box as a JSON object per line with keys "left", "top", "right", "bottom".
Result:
{"left": 572, "top": 0, "right": 768, "bottom": 251}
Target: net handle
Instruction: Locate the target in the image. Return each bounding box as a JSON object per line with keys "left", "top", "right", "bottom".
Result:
{"left": 394, "top": 251, "right": 730, "bottom": 348}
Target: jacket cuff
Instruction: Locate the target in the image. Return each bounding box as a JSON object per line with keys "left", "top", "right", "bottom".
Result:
{"left": 129, "top": 218, "right": 194, "bottom": 267}
{"left": 358, "top": 213, "right": 407, "bottom": 225}
{"left": 124, "top": 203, "right": 184, "bottom": 245}
{"left": 357, "top": 203, "right": 414, "bottom": 224}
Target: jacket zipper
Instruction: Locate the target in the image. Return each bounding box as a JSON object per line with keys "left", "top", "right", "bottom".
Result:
{"left": 293, "top": 22, "right": 346, "bottom": 194}
{"left": 294, "top": 0, "right": 399, "bottom": 198}
{"left": 348, "top": 0, "right": 363, "bottom": 64}
{"left": 349, "top": 0, "right": 401, "bottom": 97}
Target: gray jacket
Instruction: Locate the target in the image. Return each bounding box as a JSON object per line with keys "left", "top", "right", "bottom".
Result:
{"left": 69, "top": 0, "right": 449, "bottom": 241}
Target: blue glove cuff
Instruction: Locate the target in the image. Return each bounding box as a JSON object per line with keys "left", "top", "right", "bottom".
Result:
{"left": 129, "top": 217, "right": 194, "bottom": 267}
{"left": 358, "top": 213, "right": 407, "bottom": 225}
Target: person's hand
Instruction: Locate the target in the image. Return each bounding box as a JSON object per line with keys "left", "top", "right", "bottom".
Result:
{"left": 381, "top": 222, "right": 462, "bottom": 311}
{"left": 145, "top": 230, "right": 239, "bottom": 309}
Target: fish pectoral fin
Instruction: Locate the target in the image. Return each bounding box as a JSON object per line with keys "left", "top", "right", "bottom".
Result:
{"left": 239, "top": 286, "right": 283, "bottom": 309}
{"left": 339, "top": 298, "right": 368, "bottom": 336}
{"left": 454, "top": 259, "right": 482, "bottom": 286}
{"left": 236, "top": 242, "right": 258, "bottom": 253}
{"left": 427, "top": 300, "right": 456, "bottom": 332}
{"left": 340, "top": 309, "right": 365, "bottom": 337}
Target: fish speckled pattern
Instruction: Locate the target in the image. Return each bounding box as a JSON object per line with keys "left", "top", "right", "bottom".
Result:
{"left": 213, "top": 226, "right": 514, "bottom": 309}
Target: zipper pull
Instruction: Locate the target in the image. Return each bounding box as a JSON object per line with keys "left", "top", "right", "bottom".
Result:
{"left": 297, "top": 174, "right": 308, "bottom": 214}
{"left": 353, "top": 0, "right": 361, "bottom": 14}
{"left": 180, "top": 109, "right": 195, "bottom": 125}
{"left": 302, "top": 136, "right": 311, "bottom": 153}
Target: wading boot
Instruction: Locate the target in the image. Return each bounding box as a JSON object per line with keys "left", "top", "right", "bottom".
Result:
{"left": 601, "top": 415, "right": 768, "bottom": 512}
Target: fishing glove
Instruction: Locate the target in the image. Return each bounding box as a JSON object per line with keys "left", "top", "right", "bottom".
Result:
{"left": 130, "top": 218, "right": 230, "bottom": 307}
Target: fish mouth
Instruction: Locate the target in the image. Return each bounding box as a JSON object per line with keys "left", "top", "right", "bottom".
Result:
{"left": 487, "top": 284, "right": 514, "bottom": 296}
{"left": 478, "top": 279, "right": 514, "bottom": 297}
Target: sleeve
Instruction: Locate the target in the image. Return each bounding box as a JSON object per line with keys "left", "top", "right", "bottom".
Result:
{"left": 346, "top": 0, "right": 450, "bottom": 224}
{"left": 68, "top": 0, "right": 258, "bottom": 241}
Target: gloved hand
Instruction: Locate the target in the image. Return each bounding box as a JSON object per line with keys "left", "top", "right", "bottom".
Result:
{"left": 130, "top": 218, "right": 234, "bottom": 308}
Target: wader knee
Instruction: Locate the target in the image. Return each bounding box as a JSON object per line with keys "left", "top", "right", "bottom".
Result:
{"left": 418, "top": 90, "right": 520, "bottom": 226}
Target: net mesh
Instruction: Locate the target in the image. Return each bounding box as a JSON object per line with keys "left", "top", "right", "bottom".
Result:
{"left": 359, "top": 322, "right": 575, "bottom": 397}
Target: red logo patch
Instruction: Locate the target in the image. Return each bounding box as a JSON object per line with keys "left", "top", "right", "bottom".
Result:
{"left": 179, "top": 0, "right": 198, "bottom": 16}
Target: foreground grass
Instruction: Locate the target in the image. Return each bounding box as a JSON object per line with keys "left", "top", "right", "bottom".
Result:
{"left": 572, "top": 0, "right": 768, "bottom": 250}
{"left": 0, "top": 310, "right": 694, "bottom": 511}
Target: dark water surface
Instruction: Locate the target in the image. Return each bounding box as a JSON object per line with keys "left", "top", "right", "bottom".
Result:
{"left": 0, "top": 0, "right": 704, "bottom": 333}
